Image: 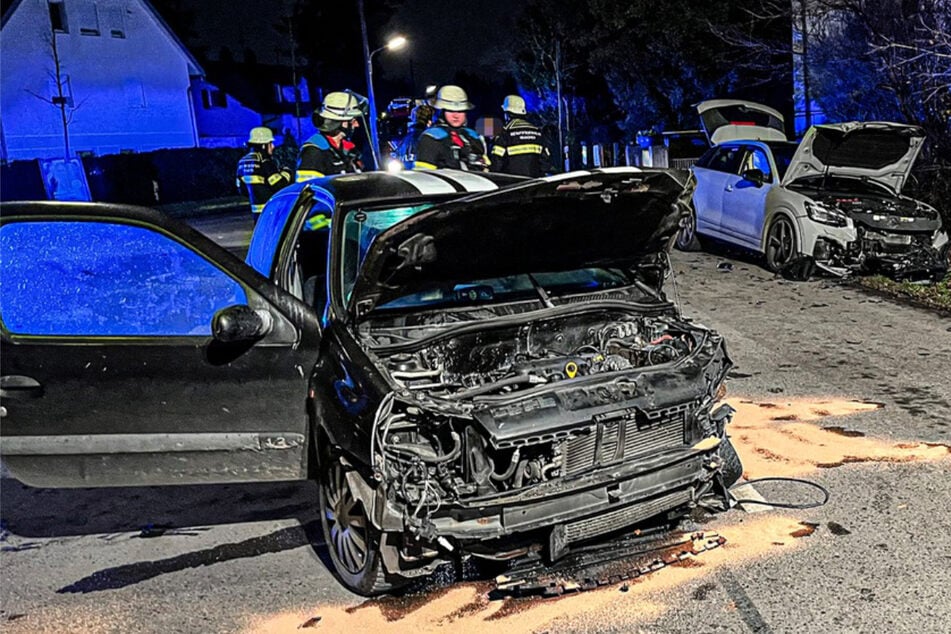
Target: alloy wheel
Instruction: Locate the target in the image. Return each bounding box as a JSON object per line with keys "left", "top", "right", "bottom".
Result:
{"left": 766, "top": 216, "right": 796, "bottom": 270}
{"left": 323, "top": 464, "right": 369, "bottom": 575}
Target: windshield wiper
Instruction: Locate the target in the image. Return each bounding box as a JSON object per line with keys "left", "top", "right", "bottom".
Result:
{"left": 527, "top": 274, "right": 555, "bottom": 309}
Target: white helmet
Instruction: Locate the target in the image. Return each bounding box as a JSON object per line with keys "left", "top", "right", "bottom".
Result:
{"left": 248, "top": 126, "right": 275, "bottom": 144}
{"left": 320, "top": 91, "right": 367, "bottom": 121}
{"left": 502, "top": 95, "right": 527, "bottom": 115}
{"left": 434, "top": 85, "right": 473, "bottom": 111}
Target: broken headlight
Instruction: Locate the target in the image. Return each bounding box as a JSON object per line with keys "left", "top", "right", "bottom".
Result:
{"left": 805, "top": 200, "right": 848, "bottom": 227}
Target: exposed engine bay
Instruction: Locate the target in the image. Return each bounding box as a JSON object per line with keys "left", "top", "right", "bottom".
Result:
{"left": 361, "top": 310, "right": 736, "bottom": 557}
{"left": 381, "top": 312, "right": 697, "bottom": 399}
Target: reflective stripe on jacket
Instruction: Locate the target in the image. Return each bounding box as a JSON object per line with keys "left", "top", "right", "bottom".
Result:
{"left": 489, "top": 117, "right": 551, "bottom": 177}
{"left": 236, "top": 151, "right": 291, "bottom": 214}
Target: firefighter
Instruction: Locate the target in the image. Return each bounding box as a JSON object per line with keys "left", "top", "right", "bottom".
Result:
{"left": 414, "top": 85, "right": 489, "bottom": 171}
{"left": 296, "top": 91, "right": 366, "bottom": 182}
{"left": 490, "top": 95, "right": 551, "bottom": 177}
{"left": 396, "top": 103, "right": 435, "bottom": 168}
{"left": 236, "top": 127, "right": 292, "bottom": 224}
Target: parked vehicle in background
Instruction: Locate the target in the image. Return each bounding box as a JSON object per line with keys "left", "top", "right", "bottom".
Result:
{"left": 678, "top": 100, "right": 948, "bottom": 282}
{"left": 1, "top": 168, "right": 741, "bottom": 596}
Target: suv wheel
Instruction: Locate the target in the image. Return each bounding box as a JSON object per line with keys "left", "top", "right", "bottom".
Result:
{"left": 764, "top": 215, "right": 798, "bottom": 272}
{"left": 675, "top": 204, "right": 703, "bottom": 251}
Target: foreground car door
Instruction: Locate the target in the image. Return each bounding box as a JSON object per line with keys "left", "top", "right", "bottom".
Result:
{"left": 0, "top": 205, "right": 319, "bottom": 488}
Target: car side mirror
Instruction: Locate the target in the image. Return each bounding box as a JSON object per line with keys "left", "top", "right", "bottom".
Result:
{"left": 741, "top": 168, "right": 766, "bottom": 187}
{"left": 212, "top": 305, "right": 273, "bottom": 343}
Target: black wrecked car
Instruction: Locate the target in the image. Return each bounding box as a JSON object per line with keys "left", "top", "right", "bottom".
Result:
{"left": 0, "top": 169, "right": 740, "bottom": 595}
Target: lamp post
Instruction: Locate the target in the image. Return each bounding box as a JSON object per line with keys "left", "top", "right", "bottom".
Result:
{"left": 358, "top": 1, "right": 407, "bottom": 169}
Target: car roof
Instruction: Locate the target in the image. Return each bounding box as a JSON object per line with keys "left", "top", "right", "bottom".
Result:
{"left": 290, "top": 170, "right": 528, "bottom": 209}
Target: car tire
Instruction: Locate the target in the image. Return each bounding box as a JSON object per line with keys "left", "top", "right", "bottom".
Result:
{"left": 719, "top": 437, "right": 743, "bottom": 488}
{"left": 764, "top": 214, "right": 798, "bottom": 272}
{"left": 675, "top": 203, "right": 703, "bottom": 252}
{"left": 318, "top": 459, "right": 403, "bottom": 596}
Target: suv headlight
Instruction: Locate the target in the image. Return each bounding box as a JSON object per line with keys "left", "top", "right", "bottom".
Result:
{"left": 804, "top": 200, "right": 848, "bottom": 227}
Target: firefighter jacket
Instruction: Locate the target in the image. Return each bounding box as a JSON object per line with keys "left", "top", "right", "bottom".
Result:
{"left": 296, "top": 133, "right": 362, "bottom": 182}
{"left": 396, "top": 123, "right": 430, "bottom": 168}
{"left": 414, "top": 123, "right": 489, "bottom": 171}
{"left": 236, "top": 151, "right": 291, "bottom": 215}
{"left": 490, "top": 117, "right": 551, "bottom": 177}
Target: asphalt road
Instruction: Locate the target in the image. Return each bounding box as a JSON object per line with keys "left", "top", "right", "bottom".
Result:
{"left": 2, "top": 212, "right": 949, "bottom": 633}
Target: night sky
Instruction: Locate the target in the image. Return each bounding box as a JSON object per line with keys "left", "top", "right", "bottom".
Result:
{"left": 179, "top": 0, "right": 520, "bottom": 89}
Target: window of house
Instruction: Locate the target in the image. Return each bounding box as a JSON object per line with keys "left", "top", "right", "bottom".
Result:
{"left": 124, "top": 79, "right": 147, "bottom": 108}
{"left": 108, "top": 7, "right": 125, "bottom": 38}
{"left": 78, "top": 2, "right": 101, "bottom": 36}
{"left": 201, "top": 89, "right": 227, "bottom": 109}
{"left": 48, "top": 0, "right": 68, "bottom": 33}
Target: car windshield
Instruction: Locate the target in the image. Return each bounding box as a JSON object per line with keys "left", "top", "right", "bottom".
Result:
{"left": 340, "top": 205, "right": 640, "bottom": 311}
{"left": 373, "top": 268, "right": 635, "bottom": 311}
{"left": 765, "top": 142, "right": 798, "bottom": 180}
{"left": 341, "top": 204, "right": 435, "bottom": 303}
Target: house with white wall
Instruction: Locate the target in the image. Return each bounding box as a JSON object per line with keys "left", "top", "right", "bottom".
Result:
{"left": 0, "top": 0, "right": 260, "bottom": 161}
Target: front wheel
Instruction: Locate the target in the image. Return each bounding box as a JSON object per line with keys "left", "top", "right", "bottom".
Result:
{"left": 675, "top": 203, "right": 703, "bottom": 252}
{"left": 764, "top": 214, "right": 798, "bottom": 272}
{"left": 319, "top": 460, "right": 403, "bottom": 595}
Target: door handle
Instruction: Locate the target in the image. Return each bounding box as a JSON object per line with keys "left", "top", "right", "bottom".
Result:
{"left": 724, "top": 184, "right": 734, "bottom": 192}
{"left": 0, "top": 375, "right": 45, "bottom": 400}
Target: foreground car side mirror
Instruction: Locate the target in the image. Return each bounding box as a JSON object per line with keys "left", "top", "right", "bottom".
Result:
{"left": 741, "top": 168, "right": 766, "bottom": 187}
{"left": 212, "top": 304, "right": 273, "bottom": 343}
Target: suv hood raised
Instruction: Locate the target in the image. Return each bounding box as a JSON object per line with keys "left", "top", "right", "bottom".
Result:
{"left": 697, "top": 99, "right": 787, "bottom": 145}
{"left": 350, "top": 169, "right": 690, "bottom": 318}
{"left": 782, "top": 122, "right": 925, "bottom": 194}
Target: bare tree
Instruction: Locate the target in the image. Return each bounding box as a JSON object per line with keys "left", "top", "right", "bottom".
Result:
{"left": 25, "top": 28, "right": 87, "bottom": 159}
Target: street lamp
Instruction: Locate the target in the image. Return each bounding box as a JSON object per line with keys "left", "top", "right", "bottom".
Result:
{"left": 359, "top": 15, "right": 408, "bottom": 169}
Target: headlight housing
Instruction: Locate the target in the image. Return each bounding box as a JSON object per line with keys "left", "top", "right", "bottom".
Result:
{"left": 804, "top": 200, "right": 848, "bottom": 227}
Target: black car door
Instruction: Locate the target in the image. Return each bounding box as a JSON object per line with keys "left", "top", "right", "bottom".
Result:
{"left": 0, "top": 204, "right": 320, "bottom": 488}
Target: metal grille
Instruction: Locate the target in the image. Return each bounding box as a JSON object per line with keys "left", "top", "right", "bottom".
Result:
{"left": 564, "top": 489, "right": 692, "bottom": 543}
{"left": 561, "top": 405, "right": 688, "bottom": 477}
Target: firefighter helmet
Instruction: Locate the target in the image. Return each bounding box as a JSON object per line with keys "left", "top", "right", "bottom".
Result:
{"left": 434, "top": 85, "right": 473, "bottom": 111}
{"left": 320, "top": 91, "right": 367, "bottom": 121}
{"left": 502, "top": 95, "right": 527, "bottom": 115}
{"left": 248, "top": 126, "right": 275, "bottom": 144}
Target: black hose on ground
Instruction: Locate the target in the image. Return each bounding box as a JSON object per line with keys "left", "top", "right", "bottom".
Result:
{"left": 731, "top": 476, "right": 831, "bottom": 509}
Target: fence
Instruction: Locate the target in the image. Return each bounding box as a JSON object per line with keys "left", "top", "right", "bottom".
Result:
{"left": 1, "top": 147, "right": 245, "bottom": 205}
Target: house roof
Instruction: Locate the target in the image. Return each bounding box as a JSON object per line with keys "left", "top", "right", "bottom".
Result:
{"left": 202, "top": 61, "right": 315, "bottom": 116}
{"left": 1, "top": 0, "right": 203, "bottom": 76}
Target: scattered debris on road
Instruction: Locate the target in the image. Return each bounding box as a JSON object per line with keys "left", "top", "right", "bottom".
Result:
{"left": 493, "top": 531, "right": 725, "bottom": 598}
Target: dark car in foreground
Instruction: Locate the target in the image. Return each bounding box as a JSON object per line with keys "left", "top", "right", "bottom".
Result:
{"left": 1, "top": 169, "right": 740, "bottom": 595}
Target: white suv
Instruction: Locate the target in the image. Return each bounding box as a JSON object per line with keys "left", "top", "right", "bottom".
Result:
{"left": 677, "top": 99, "right": 948, "bottom": 281}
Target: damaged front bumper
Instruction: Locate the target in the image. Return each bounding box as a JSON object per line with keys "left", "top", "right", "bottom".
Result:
{"left": 356, "top": 426, "right": 731, "bottom": 576}
{"left": 806, "top": 225, "right": 948, "bottom": 282}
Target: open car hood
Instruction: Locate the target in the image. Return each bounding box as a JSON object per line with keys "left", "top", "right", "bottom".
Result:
{"left": 697, "top": 99, "right": 787, "bottom": 145}
{"left": 782, "top": 122, "right": 925, "bottom": 193}
{"left": 349, "top": 169, "right": 691, "bottom": 319}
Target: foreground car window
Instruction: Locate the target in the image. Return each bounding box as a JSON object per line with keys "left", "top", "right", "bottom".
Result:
{"left": 0, "top": 220, "right": 247, "bottom": 337}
